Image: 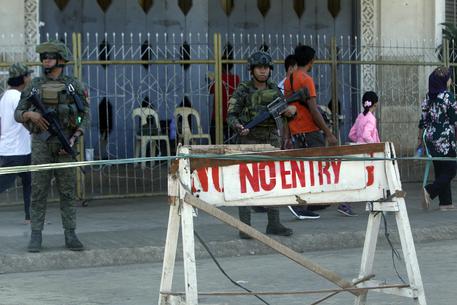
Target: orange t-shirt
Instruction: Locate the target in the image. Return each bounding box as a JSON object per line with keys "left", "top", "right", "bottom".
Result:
{"left": 284, "top": 70, "right": 320, "bottom": 135}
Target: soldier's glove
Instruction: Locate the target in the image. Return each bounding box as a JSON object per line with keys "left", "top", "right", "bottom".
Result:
{"left": 234, "top": 123, "right": 249, "bottom": 136}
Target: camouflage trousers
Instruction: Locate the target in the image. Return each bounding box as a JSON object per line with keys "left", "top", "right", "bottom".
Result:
{"left": 31, "top": 139, "right": 77, "bottom": 231}
{"left": 237, "top": 126, "right": 282, "bottom": 225}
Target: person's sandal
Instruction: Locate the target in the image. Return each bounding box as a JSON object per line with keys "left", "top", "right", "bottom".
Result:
{"left": 439, "top": 204, "right": 457, "bottom": 211}
{"left": 422, "top": 187, "right": 431, "bottom": 210}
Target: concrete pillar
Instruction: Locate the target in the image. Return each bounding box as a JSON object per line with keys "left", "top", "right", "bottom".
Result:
{"left": 435, "top": 0, "right": 445, "bottom": 45}
{"left": 0, "top": 0, "right": 39, "bottom": 61}
{"left": 24, "top": 0, "right": 40, "bottom": 61}
{"left": 360, "top": 0, "right": 379, "bottom": 94}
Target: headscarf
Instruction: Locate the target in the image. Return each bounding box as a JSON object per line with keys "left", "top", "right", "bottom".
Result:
{"left": 428, "top": 66, "right": 451, "bottom": 99}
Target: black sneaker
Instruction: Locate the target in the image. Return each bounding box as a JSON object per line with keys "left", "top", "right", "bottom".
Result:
{"left": 28, "top": 230, "right": 42, "bottom": 253}
{"left": 266, "top": 224, "right": 293, "bottom": 236}
{"left": 288, "top": 206, "right": 320, "bottom": 220}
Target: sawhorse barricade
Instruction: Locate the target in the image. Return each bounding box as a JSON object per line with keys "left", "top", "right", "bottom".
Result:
{"left": 159, "top": 143, "right": 426, "bottom": 305}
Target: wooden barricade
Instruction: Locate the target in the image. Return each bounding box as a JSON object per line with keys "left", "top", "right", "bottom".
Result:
{"left": 159, "top": 143, "right": 427, "bottom": 305}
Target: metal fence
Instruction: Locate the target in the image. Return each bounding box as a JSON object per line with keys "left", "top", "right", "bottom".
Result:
{"left": 0, "top": 32, "right": 448, "bottom": 204}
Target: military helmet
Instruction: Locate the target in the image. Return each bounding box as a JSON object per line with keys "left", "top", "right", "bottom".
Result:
{"left": 248, "top": 51, "right": 273, "bottom": 70}
{"left": 8, "top": 62, "right": 33, "bottom": 79}
{"left": 36, "top": 40, "right": 71, "bottom": 62}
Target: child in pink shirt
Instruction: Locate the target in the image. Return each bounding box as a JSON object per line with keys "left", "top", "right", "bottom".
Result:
{"left": 349, "top": 91, "right": 380, "bottom": 143}
{"left": 337, "top": 91, "right": 380, "bottom": 217}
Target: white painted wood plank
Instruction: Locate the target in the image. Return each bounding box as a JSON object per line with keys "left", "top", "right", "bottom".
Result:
{"left": 158, "top": 202, "right": 181, "bottom": 305}
{"left": 181, "top": 200, "right": 198, "bottom": 305}
{"left": 354, "top": 211, "right": 382, "bottom": 305}
{"left": 179, "top": 148, "right": 199, "bottom": 305}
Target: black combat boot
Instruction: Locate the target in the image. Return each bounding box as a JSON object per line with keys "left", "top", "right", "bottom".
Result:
{"left": 64, "top": 230, "right": 84, "bottom": 251}
{"left": 266, "top": 208, "right": 293, "bottom": 236}
{"left": 28, "top": 230, "right": 42, "bottom": 253}
{"left": 238, "top": 207, "right": 253, "bottom": 239}
{"left": 251, "top": 206, "right": 268, "bottom": 213}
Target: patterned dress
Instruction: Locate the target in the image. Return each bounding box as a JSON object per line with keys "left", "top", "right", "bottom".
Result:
{"left": 419, "top": 91, "right": 457, "bottom": 157}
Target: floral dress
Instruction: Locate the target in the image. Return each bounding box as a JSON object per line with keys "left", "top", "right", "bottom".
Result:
{"left": 419, "top": 91, "right": 457, "bottom": 157}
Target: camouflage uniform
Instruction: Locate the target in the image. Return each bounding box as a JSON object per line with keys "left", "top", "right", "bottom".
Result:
{"left": 14, "top": 41, "right": 89, "bottom": 252}
{"left": 227, "top": 53, "right": 293, "bottom": 238}
{"left": 227, "top": 79, "right": 284, "bottom": 147}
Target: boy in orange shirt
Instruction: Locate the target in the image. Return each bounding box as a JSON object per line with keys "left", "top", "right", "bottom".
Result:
{"left": 284, "top": 45, "right": 338, "bottom": 219}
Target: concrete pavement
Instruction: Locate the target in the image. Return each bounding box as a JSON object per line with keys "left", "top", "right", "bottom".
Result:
{"left": 0, "top": 240, "right": 455, "bottom": 305}
{"left": 0, "top": 182, "right": 456, "bottom": 274}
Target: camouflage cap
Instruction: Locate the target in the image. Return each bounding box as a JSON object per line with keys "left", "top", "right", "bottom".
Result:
{"left": 8, "top": 62, "right": 33, "bottom": 78}
{"left": 36, "top": 40, "right": 71, "bottom": 61}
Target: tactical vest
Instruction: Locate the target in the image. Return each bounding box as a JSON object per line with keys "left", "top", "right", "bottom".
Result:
{"left": 40, "top": 80, "right": 80, "bottom": 131}
{"left": 244, "top": 88, "right": 279, "bottom": 127}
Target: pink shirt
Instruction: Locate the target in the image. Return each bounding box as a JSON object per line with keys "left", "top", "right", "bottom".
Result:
{"left": 348, "top": 112, "right": 380, "bottom": 143}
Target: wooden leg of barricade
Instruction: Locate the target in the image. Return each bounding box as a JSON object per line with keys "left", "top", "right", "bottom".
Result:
{"left": 355, "top": 199, "right": 426, "bottom": 305}
{"left": 354, "top": 210, "right": 382, "bottom": 305}
{"left": 158, "top": 201, "right": 198, "bottom": 305}
{"left": 386, "top": 144, "right": 427, "bottom": 305}
{"left": 395, "top": 198, "right": 427, "bottom": 305}
{"left": 355, "top": 144, "right": 427, "bottom": 305}
{"left": 160, "top": 146, "right": 199, "bottom": 305}
{"left": 181, "top": 199, "right": 198, "bottom": 305}
{"left": 158, "top": 202, "right": 182, "bottom": 305}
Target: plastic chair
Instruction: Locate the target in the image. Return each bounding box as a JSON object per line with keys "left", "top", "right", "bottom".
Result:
{"left": 174, "top": 107, "right": 211, "bottom": 145}
{"left": 132, "top": 107, "right": 170, "bottom": 168}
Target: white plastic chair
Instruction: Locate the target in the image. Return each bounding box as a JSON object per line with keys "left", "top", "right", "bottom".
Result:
{"left": 132, "top": 107, "right": 170, "bottom": 168}
{"left": 174, "top": 107, "right": 211, "bottom": 145}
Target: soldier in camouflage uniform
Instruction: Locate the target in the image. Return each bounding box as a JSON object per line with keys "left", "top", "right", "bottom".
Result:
{"left": 14, "top": 40, "right": 89, "bottom": 252}
{"left": 227, "top": 51, "right": 294, "bottom": 239}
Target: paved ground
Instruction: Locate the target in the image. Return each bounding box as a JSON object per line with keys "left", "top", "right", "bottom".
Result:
{"left": 0, "top": 182, "right": 456, "bottom": 275}
{"left": 0, "top": 239, "right": 453, "bottom": 305}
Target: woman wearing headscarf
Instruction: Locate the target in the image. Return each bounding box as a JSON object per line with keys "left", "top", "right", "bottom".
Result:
{"left": 418, "top": 66, "right": 457, "bottom": 210}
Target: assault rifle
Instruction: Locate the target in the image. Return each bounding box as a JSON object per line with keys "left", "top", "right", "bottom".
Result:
{"left": 225, "top": 89, "right": 308, "bottom": 143}
{"left": 29, "top": 88, "right": 84, "bottom": 172}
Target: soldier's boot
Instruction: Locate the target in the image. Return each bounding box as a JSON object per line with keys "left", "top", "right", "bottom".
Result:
{"left": 238, "top": 207, "right": 252, "bottom": 239}
{"left": 64, "top": 230, "right": 84, "bottom": 251}
{"left": 266, "top": 209, "right": 293, "bottom": 236}
{"left": 27, "top": 230, "right": 42, "bottom": 253}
